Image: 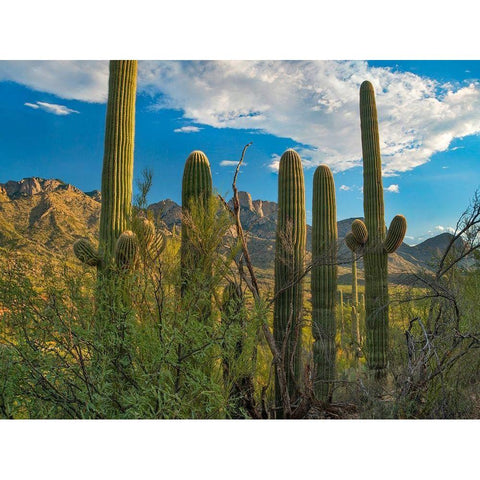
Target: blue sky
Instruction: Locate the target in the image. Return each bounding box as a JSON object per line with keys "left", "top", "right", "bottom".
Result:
{"left": 0, "top": 60, "right": 479, "bottom": 245}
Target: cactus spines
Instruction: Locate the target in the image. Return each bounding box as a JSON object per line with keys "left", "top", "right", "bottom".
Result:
{"left": 344, "top": 80, "right": 407, "bottom": 375}
{"left": 115, "top": 231, "right": 138, "bottom": 270}
{"left": 73, "top": 238, "right": 100, "bottom": 267}
{"left": 311, "top": 164, "right": 337, "bottom": 402}
{"left": 98, "top": 60, "right": 137, "bottom": 266}
{"left": 273, "top": 148, "right": 306, "bottom": 411}
{"left": 384, "top": 215, "right": 407, "bottom": 254}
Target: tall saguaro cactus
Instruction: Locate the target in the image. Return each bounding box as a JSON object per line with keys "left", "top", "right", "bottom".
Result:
{"left": 73, "top": 60, "right": 140, "bottom": 273}
{"left": 273, "top": 149, "right": 306, "bottom": 411}
{"left": 311, "top": 165, "right": 337, "bottom": 402}
{"left": 99, "top": 60, "right": 137, "bottom": 266}
{"left": 345, "top": 81, "right": 407, "bottom": 375}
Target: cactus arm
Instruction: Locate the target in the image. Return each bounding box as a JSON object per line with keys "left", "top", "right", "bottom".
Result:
{"left": 352, "top": 219, "right": 368, "bottom": 245}
{"left": 384, "top": 215, "right": 407, "bottom": 253}
{"left": 345, "top": 232, "right": 364, "bottom": 253}
{"left": 73, "top": 238, "right": 101, "bottom": 267}
{"left": 115, "top": 231, "right": 138, "bottom": 270}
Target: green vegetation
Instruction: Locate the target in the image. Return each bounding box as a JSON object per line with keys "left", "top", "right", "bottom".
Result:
{"left": 1, "top": 72, "right": 480, "bottom": 419}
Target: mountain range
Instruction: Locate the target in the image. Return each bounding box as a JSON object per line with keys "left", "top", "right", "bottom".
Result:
{"left": 0, "top": 177, "right": 456, "bottom": 284}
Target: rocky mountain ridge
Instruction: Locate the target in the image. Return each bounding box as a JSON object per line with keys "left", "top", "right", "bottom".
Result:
{"left": 0, "top": 178, "right": 460, "bottom": 283}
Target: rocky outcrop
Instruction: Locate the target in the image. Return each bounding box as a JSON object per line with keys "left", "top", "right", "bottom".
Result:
{"left": 0, "top": 177, "right": 82, "bottom": 200}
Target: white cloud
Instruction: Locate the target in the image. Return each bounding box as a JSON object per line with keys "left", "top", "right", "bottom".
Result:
{"left": 0, "top": 61, "right": 108, "bottom": 102}
{"left": 139, "top": 60, "right": 480, "bottom": 176}
{"left": 435, "top": 225, "right": 455, "bottom": 233}
{"left": 267, "top": 154, "right": 281, "bottom": 172}
{"left": 24, "top": 101, "right": 79, "bottom": 115}
{"left": 173, "top": 126, "right": 201, "bottom": 133}
{"left": 385, "top": 184, "right": 399, "bottom": 193}
{"left": 339, "top": 185, "right": 351, "bottom": 191}
{"left": 220, "top": 160, "right": 247, "bottom": 167}
{"left": 5, "top": 60, "right": 480, "bottom": 176}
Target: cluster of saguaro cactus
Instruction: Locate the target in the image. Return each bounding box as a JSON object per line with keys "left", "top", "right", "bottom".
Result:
{"left": 273, "top": 149, "right": 306, "bottom": 411}
{"left": 311, "top": 165, "right": 337, "bottom": 402}
{"left": 345, "top": 81, "right": 407, "bottom": 375}
{"left": 71, "top": 64, "right": 408, "bottom": 412}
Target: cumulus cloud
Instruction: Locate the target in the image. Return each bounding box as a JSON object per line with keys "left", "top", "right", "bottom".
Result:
{"left": 220, "top": 160, "right": 247, "bottom": 167}
{"left": 24, "top": 101, "right": 79, "bottom": 115}
{"left": 173, "top": 125, "right": 201, "bottom": 133}
{"left": 139, "top": 60, "right": 480, "bottom": 176}
{"left": 339, "top": 185, "right": 351, "bottom": 191}
{"left": 267, "top": 154, "right": 281, "bottom": 172}
{"left": 435, "top": 225, "right": 455, "bottom": 233}
{"left": 0, "top": 61, "right": 108, "bottom": 102}
{"left": 5, "top": 60, "right": 480, "bottom": 176}
{"left": 385, "top": 184, "right": 399, "bottom": 193}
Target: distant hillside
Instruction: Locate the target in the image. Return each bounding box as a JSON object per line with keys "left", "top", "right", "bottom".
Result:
{"left": 0, "top": 177, "right": 463, "bottom": 285}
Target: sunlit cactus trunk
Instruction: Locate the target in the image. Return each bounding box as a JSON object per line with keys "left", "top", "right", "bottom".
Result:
{"left": 273, "top": 149, "right": 306, "bottom": 413}
{"left": 311, "top": 165, "right": 337, "bottom": 402}
{"left": 73, "top": 60, "right": 139, "bottom": 274}
{"left": 99, "top": 60, "right": 137, "bottom": 267}
{"left": 181, "top": 150, "right": 213, "bottom": 295}
{"left": 345, "top": 81, "right": 407, "bottom": 377}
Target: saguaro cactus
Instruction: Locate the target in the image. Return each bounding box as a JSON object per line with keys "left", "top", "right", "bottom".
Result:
{"left": 345, "top": 81, "right": 407, "bottom": 375}
{"left": 311, "top": 165, "right": 337, "bottom": 402}
{"left": 273, "top": 149, "right": 306, "bottom": 411}
{"left": 180, "top": 150, "right": 213, "bottom": 291}
{"left": 73, "top": 60, "right": 139, "bottom": 273}
{"left": 99, "top": 60, "right": 137, "bottom": 266}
